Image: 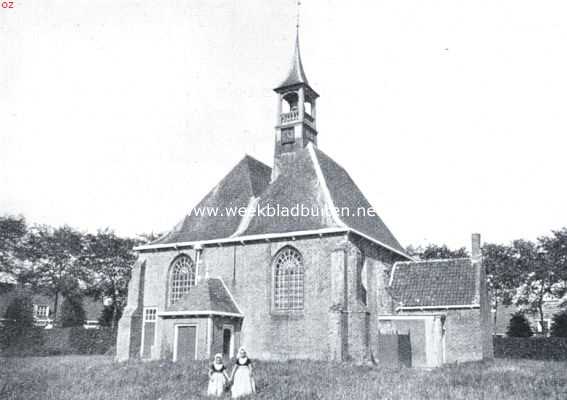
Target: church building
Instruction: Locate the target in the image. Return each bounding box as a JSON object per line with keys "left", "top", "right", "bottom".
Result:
{"left": 116, "top": 32, "right": 493, "bottom": 368}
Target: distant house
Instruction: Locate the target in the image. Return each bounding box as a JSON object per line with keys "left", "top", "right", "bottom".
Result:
{"left": 0, "top": 273, "right": 104, "bottom": 329}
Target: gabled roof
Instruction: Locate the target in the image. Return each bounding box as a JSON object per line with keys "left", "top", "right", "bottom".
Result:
{"left": 162, "top": 278, "right": 242, "bottom": 316}
{"left": 313, "top": 147, "right": 406, "bottom": 255}
{"left": 389, "top": 258, "right": 480, "bottom": 308}
{"left": 241, "top": 147, "right": 340, "bottom": 235}
{"left": 138, "top": 144, "right": 409, "bottom": 259}
{"left": 152, "top": 155, "right": 271, "bottom": 245}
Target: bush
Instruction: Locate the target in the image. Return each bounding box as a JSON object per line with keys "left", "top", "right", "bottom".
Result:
{"left": 0, "top": 291, "right": 44, "bottom": 354}
{"left": 3, "top": 291, "right": 35, "bottom": 327}
{"left": 507, "top": 312, "right": 533, "bottom": 337}
{"left": 494, "top": 336, "right": 567, "bottom": 360}
{"left": 60, "top": 296, "right": 86, "bottom": 327}
{"left": 550, "top": 310, "right": 567, "bottom": 338}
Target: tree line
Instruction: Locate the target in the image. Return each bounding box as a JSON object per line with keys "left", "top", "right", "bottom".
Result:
{"left": 2, "top": 214, "right": 567, "bottom": 334}
{"left": 0, "top": 214, "right": 159, "bottom": 328}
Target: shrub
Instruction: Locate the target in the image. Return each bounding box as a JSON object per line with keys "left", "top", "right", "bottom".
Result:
{"left": 69, "top": 327, "right": 116, "bottom": 354}
{"left": 1, "top": 291, "right": 44, "bottom": 355}
{"left": 60, "top": 296, "right": 86, "bottom": 327}
{"left": 494, "top": 336, "right": 567, "bottom": 360}
{"left": 3, "top": 291, "right": 35, "bottom": 327}
{"left": 507, "top": 312, "right": 533, "bottom": 337}
{"left": 550, "top": 310, "right": 567, "bottom": 338}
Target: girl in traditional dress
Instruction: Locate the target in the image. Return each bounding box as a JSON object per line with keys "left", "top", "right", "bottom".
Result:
{"left": 207, "top": 353, "right": 230, "bottom": 397}
{"left": 230, "top": 347, "right": 256, "bottom": 398}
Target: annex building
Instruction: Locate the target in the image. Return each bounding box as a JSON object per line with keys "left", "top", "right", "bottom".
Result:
{"left": 116, "top": 32, "right": 493, "bottom": 368}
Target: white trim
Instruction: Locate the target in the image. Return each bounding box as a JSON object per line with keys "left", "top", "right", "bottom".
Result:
{"left": 219, "top": 277, "right": 243, "bottom": 315}
{"left": 307, "top": 143, "right": 345, "bottom": 228}
{"left": 349, "top": 229, "right": 413, "bottom": 261}
{"left": 395, "top": 304, "right": 480, "bottom": 311}
{"left": 389, "top": 263, "right": 397, "bottom": 287}
{"left": 394, "top": 257, "right": 469, "bottom": 266}
{"left": 222, "top": 324, "right": 235, "bottom": 358}
{"left": 173, "top": 323, "right": 198, "bottom": 362}
{"left": 158, "top": 310, "right": 243, "bottom": 318}
{"left": 230, "top": 196, "right": 260, "bottom": 237}
{"left": 135, "top": 226, "right": 412, "bottom": 261}
{"left": 134, "top": 227, "right": 348, "bottom": 251}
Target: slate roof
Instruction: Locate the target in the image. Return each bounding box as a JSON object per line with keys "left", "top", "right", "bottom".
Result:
{"left": 389, "top": 258, "right": 480, "bottom": 308}
{"left": 314, "top": 148, "right": 405, "bottom": 254}
{"left": 275, "top": 32, "right": 311, "bottom": 91}
{"left": 143, "top": 144, "right": 408, "bottom": 258}
{"left": 152, "top": 155, "right": 271, "bottom": 245}
{"left": 165, "top": 278, "right": 241, "bottom": 316}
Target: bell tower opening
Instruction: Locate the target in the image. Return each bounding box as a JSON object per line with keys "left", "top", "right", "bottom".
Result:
{"left": 273, "top": 31, "right": 319, "bottom": 174}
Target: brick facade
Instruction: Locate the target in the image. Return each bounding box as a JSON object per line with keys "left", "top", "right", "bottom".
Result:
{"left": 116, "top": 232, "right": 416, "bottom": 363}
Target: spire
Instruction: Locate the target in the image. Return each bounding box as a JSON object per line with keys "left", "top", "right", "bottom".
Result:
{"left": 276, "top": 30, "right": 310, "bottom": 90}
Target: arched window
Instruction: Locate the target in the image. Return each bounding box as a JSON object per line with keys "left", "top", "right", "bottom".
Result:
{"left": 273, "top": 247, "right": 304, "bottom": 311}
{"left": 168, "top": 255, "right": 195, "bottom": 306}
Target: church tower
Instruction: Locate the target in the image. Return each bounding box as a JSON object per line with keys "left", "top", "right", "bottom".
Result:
{"left": 272, "top": 31, "right": 319, "bottom": 179}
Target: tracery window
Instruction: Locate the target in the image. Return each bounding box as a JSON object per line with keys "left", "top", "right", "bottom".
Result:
{"left": 169, "top": 255, "right": 195, "bottom": 306}
{"left": 273, "top": 247, "right": 304, "bottom": 312}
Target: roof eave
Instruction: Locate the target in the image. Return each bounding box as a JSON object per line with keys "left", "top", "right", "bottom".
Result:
{"left": 134, "top": 227, "right": 349, "bottom": 251}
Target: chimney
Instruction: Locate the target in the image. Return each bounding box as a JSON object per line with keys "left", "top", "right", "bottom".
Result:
{"left": 471, "top": 233, "right": 481, "bottom": 262}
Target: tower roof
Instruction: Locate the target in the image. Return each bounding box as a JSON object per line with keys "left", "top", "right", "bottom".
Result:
{"left": 275, "top": 31, "right": 315, "bottom": 93}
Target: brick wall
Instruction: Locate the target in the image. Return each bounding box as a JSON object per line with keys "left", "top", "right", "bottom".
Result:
{"left": 118, "top": 232, "right": 408, "bottom": 363}
{"left": 398, "top": 308, "right": 482, "bottom": 363}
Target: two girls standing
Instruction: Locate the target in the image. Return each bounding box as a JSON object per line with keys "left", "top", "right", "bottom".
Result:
{"left": 207, "top": 347, "right": 256, "bottom": 398}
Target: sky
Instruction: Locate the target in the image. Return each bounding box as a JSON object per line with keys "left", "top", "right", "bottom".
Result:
{"left": 1, "top": 0, "right": 567, "bottom": 250}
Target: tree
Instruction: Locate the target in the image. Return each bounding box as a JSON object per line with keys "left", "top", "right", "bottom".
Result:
{"left": 59, "top": 295, "right": 86, "bottom": 327}
{"left": 406, "top": 244, "right": 469, "bottom": 260}
{"left": 0, "top": 215, "right": 28, "bottom": 273}
{"left": 506, "top": 312, "right": 533, "bottom": 337}
{"left": 483, "top": 243, "right": 520, "bottom": 325}
{"left": 3, "top": 291, "right": 35, "bottom": 328}
{"left": 98, "top": 304, "right": 122, "bottom": 327}
{"left": 82, "top": 230, "right": 138, "bottom": 329}
{"left": 1, "top": 291, "right": 40, "bottom": 351}
{"left": 513, "top": 238, "right": 566, "bottom": 335}
{"left": 550, "top": 310, "right": 567, "bottom": 338}
{"left": 24, "top": 225, "right": 88, "bottom": 322}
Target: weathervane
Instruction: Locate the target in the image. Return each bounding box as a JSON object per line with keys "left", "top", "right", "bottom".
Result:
{"left": 296, "top": 0, "right": 301, "bottom": 30}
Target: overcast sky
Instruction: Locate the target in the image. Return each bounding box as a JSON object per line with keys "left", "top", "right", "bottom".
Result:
{"left": 1, "top": 0, "right": 567, "bottom": 249}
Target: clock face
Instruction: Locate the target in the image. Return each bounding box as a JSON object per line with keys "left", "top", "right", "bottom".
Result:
{"left": 282, "top": 128, "right": 295, "bottom": 144}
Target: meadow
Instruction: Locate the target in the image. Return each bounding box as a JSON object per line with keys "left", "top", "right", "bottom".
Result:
{"left": 1, "top": 355, "right": 567, "bottom": 400}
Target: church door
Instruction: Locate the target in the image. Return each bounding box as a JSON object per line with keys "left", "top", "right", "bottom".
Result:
{"left": 175, "top": 325, "right": 197, "bottom": 362}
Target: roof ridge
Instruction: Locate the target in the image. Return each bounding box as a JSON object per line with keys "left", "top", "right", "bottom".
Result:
{"left": 307, "top": 143, "right": 346, "bottom": 229}
{"left": 243, "top": 154, "right": 271, "bottom": 168}
{"left": 394, "top": 257, "right": 471, "bottom": 266}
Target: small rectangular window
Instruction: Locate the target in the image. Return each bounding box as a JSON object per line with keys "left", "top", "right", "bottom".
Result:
{"left": 144, "top": 307, "right": 157, "bottom": 322}
{"left": 34, "top": 305, "right": 49, "bottom": 318}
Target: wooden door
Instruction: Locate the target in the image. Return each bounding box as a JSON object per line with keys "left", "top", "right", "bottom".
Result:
{"left": 142, "top": 322, "right": 155, "bottom": 359}
{"left": 176, "top": 326, "right": 197, "bottom": 361}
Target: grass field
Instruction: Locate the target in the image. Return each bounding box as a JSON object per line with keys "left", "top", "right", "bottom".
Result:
{"left": 1, "top": 356, "right": 567, "bottom": 400}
